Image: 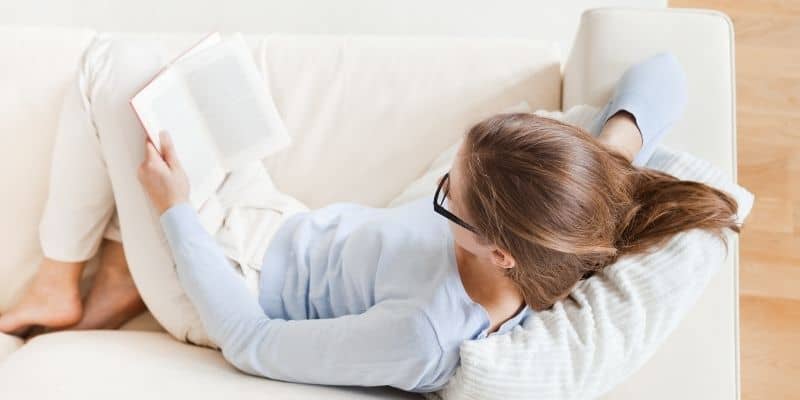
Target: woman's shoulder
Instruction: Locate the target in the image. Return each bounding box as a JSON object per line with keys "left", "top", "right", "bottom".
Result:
{"left": 325, "top": 195, "right": 444, "bottom": 244}
{"left": 381, "top": 194, "right": 448, "bottom": 235}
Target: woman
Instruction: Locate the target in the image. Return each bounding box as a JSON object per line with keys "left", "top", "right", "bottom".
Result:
{"left": 0, "top": 50, "right": 738, "bottom": 393}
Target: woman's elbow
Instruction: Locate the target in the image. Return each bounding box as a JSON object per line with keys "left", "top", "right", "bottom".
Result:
{"left": 219, "top": 345, "right": 264, "bottom": 377}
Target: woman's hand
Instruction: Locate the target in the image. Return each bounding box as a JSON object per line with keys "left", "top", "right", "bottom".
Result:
{"left": 137, "top": 130, "right": 190, "bottom": 215}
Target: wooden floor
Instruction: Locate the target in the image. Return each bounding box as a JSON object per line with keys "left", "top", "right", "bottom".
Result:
{"left": 669, "top": 1, "right": 800, "bottom": 399}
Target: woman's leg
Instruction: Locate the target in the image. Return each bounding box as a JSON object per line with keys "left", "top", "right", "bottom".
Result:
{"left": 66, "top": 34, "right": 215, "bottom": 346}
{"left": 69, "top": 239, "right": 146, "bottom": 330}
{"left": 90, "top": 36, "right": 312, "bottom": 347}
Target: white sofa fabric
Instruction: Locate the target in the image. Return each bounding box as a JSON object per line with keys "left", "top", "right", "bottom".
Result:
{"left": 0, "top": 7, "right": 741, "bottom": 400}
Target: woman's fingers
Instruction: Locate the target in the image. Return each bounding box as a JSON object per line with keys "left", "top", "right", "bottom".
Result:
{"left": 138, "top": 137, "right": 160, "bottom": 184}
{"left": 159, "top": 130, "right": 182, "bottom": 170}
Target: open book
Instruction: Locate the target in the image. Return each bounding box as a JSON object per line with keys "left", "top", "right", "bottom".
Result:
{"left": 130, "top": 31, "right": 290, "bottom": 208}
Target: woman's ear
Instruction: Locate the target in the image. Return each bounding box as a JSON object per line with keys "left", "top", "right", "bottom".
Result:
{"left": 490, "top": 247, "right": 516, "bottom": 269}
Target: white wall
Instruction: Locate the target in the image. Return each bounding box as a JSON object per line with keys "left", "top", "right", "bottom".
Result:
{"left": 0, "top": 0, "right": 665, "bottom": 55}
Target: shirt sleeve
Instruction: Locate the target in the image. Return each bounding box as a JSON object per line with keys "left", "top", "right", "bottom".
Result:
{"left": 587, "top": 51, "right": 688, "bottom": 166}
{"left": 159, "top": 203, "right": 444, "bottom": 393}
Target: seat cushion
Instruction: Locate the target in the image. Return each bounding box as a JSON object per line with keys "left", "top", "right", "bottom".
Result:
{"left": 0, "top": 331, "right": 421, "bottom": 399}
{"left": 0, "top": 333, "right": 22, "bottom": 364}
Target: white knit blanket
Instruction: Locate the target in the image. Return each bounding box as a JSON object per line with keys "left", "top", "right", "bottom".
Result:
{"left": 400, "top": 105, "right": 755, "bottom": 400}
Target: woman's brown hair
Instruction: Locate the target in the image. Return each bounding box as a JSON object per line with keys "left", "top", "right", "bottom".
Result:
{"left": 460, "top": 113, "right": 740, "bottom": 311}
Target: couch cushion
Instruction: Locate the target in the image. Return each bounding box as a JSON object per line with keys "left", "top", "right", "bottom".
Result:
{"left": 0, "top": 333, "right": 23, "bottom": 364}
{"left": 0, "top": 331, "right": 420, "bottom": 399}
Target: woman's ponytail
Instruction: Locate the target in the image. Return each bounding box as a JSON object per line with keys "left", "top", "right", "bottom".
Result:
{"left": 613, "top": 167, "right": 740, "bottom": 261}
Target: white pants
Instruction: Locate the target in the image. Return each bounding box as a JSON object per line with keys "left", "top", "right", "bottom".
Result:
{"left": 38, "top": 34, "right": 308, "bottom": 347}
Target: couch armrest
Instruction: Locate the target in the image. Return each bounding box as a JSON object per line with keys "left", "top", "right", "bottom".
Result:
{"left": 562, "top": 7, "right": 736, "bottom": 176}
{"left": 563, "top": 7, "right": 740, "bottom": 400}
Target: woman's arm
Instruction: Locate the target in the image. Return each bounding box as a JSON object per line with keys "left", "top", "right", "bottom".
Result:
{"left": 597, "top": 110, "right": 642, "bottom": 162}
{"left": 159, "top": 203, "right": 444, "bottom": 392}
{"left": 138, "top": 130, "right": 444, "bottom": 392}
{"left": 591, "top": 52, "right": 688, "bottom": 166}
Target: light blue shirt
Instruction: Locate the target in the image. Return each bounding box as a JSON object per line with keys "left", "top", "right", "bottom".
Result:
{"left": 159, "top": 51, "right": 687, "bottom": 393}
{"left": 161, "top": 195, "right": 529, "bottom": 393}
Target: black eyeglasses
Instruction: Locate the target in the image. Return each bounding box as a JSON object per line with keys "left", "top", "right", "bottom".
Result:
{"left": 433, "top": 171, "right": 480, "bottom": 234}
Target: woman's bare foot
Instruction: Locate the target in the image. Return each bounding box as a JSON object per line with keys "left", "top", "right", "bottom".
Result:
{"left": 68, "top": 240, "right": 146, "bottom": 330}
{"left": 0, "top": 258, "right": 84, "bottom": 337}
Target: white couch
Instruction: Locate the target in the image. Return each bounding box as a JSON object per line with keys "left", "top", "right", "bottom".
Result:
{"left": 0, "top": 7, "right": 739, "bottom": 399}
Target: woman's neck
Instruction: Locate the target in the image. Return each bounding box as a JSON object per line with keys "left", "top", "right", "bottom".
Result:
{"left": 454, "top": 244, "right": 525, "bottom": 317}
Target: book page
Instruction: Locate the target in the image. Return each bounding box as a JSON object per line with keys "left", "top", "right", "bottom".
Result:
{"left": 130, "top": 70, "right": 226, "bottom": 208}
{"left": 173, "top": 34, "right": 290, "bottom": 171}
{"left": 131, "top": 33, "right": 222, "bottom": 125}
{"left": 173, "top": 32, "right": 221, "bottom": 65}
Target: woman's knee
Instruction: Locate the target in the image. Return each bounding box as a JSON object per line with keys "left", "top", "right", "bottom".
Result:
{"left": 82, "top": 36, "right": 167, "bottom": 148}
{"left": 82, "top": 35, "right": 166, "bottom": 112}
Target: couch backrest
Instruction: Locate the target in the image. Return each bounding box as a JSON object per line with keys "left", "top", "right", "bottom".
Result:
{"left": 144, "top": 32, "right": 562, "bottom": 208}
